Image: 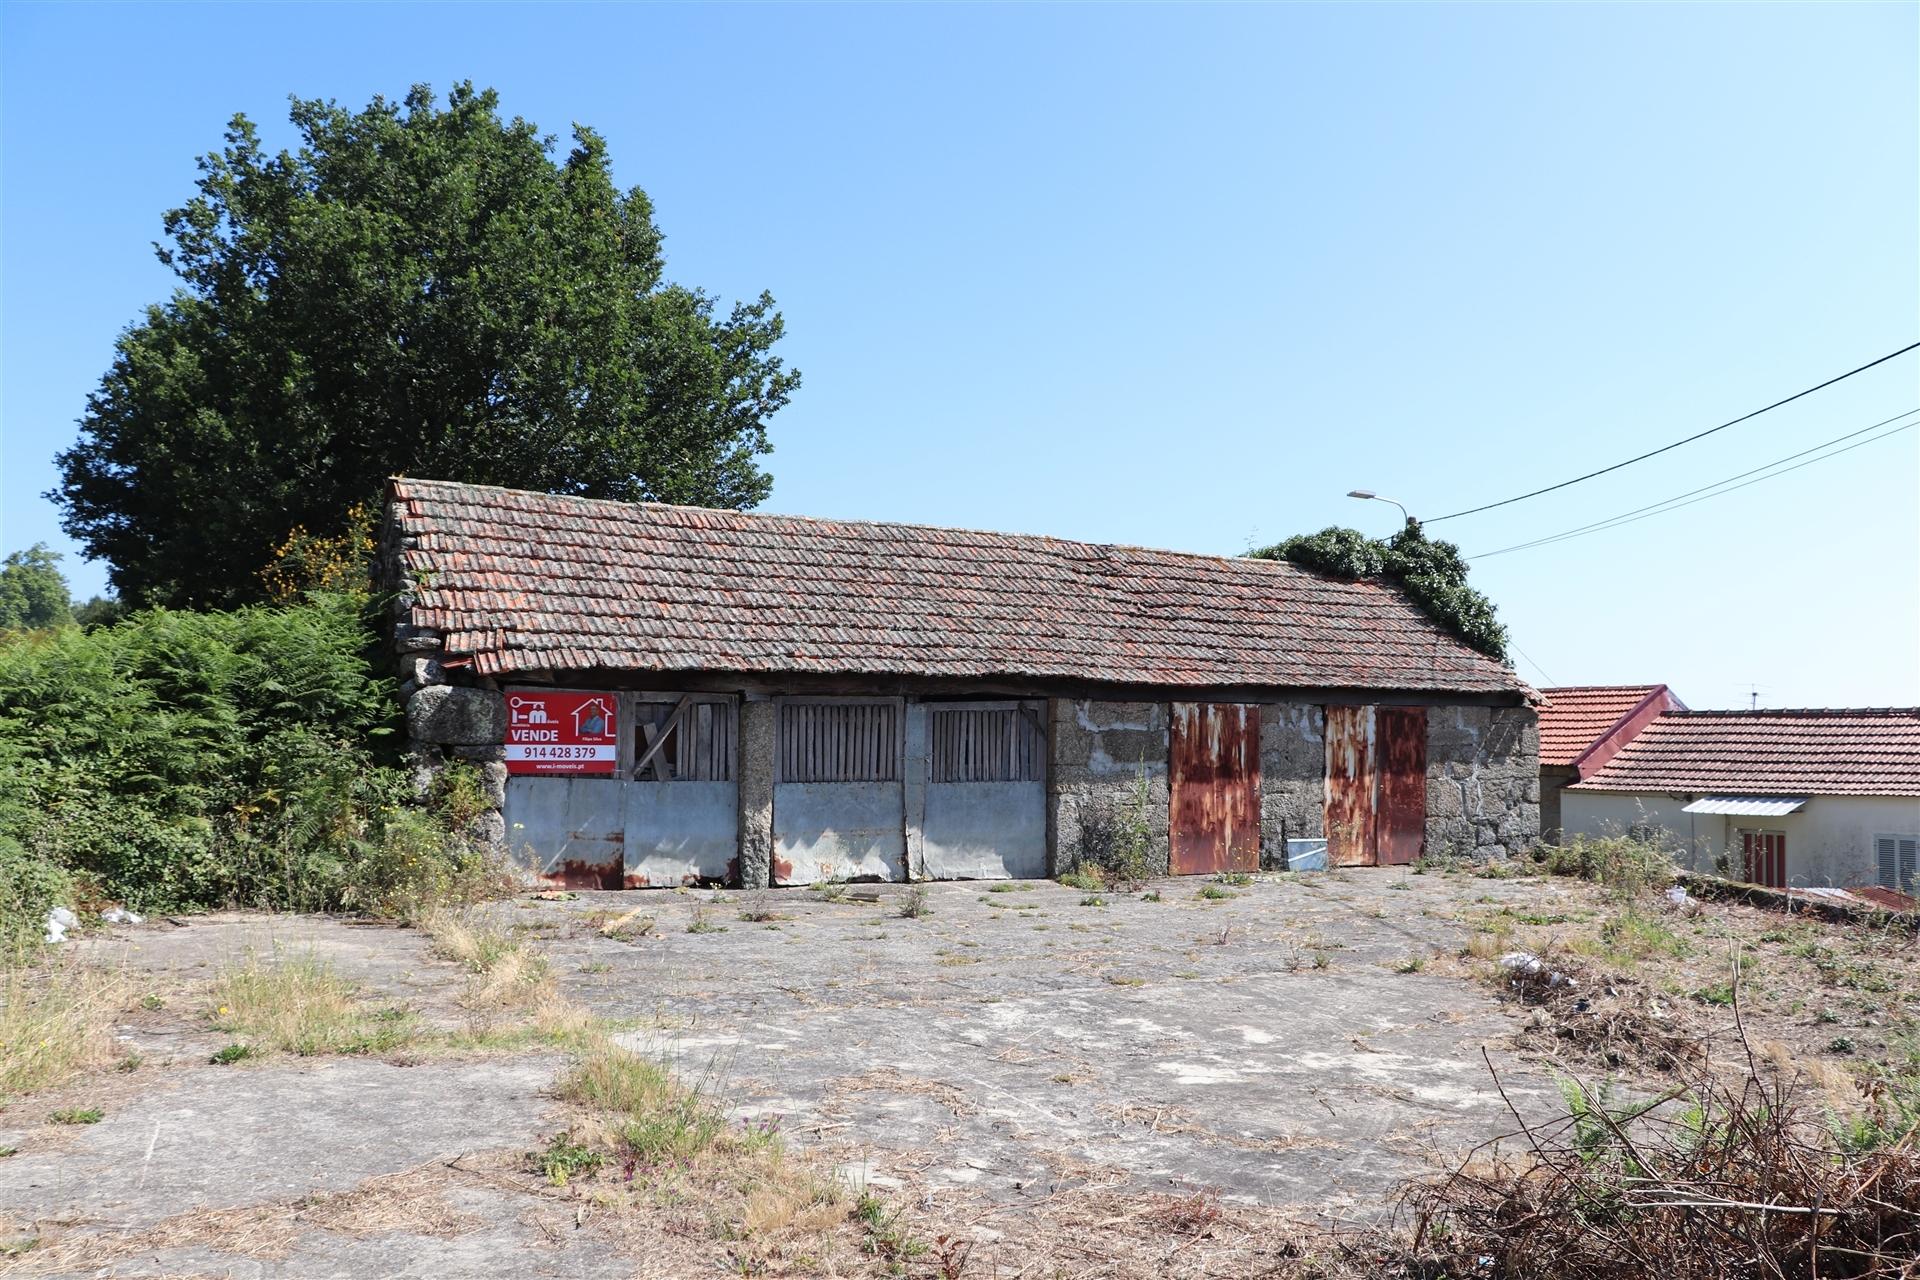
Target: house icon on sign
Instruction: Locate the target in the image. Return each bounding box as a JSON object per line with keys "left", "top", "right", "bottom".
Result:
{"left": 572, "top": 697, "right": 614, "bottom": 740}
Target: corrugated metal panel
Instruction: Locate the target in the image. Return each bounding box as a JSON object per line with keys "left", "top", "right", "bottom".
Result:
{"left": 1324, "top": 705, "right": 1376, "bottom": 867}
{"left": 1681, "top": 796, "right": 1808, "bottom": 816}
{"left": 1169, "top": 703, "right": 1260, "bottom": 875}
{"left": 1376, "top": 706, "right": 1428, "bottom": 866}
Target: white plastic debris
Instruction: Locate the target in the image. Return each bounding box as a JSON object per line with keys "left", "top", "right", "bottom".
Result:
{"left": 44, "top": 906, "right": 79, "bottom": 944}
{"left": 101, "top": 907, "right": 144, "bottom": 925}
{"left": 1665, "top": 885, "right": 1690, "bottom": 908}
{"left": 1499, "top": 950, "right": 1576, "bottom": 989}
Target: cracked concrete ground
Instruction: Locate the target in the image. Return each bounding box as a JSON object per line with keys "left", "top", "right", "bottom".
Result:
{"left": 2, "top": 869, "right": 1578, "bottom": 1276}
{"left": 516, "top": 869, "right": 1564, "bottom": 1216}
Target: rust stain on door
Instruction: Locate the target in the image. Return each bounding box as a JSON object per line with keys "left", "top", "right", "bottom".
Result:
{"left": 1375, "top": 706, "right": 1428, "bottom": 866}
{"left": 1324, "top": 705, "right": 1377, "bottom": 866}
{"left": 1169, "top": 703, "right": 1260, "bottom": 875}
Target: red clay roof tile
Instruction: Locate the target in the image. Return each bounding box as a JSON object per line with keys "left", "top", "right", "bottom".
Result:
{"left": 1570, "top": 709, "right": 1920, "bottom": 797}
{"left": 387, "top": 478, "right": 1527, "bottom": 693}
{"left": 1537, "top": 685, "right": 1666, "bottom": 766}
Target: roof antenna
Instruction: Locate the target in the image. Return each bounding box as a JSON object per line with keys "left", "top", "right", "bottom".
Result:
{"left": 1736, "top": 682, "right": 1762, "bottom": 711}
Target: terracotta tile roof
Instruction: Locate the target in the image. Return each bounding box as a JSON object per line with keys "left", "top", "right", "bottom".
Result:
{"left": 387, "top": 478, "right": 1528, "bottom": 693}
{"left": 1571, "top": 709, "right": 1920, "bottom": 797}
{"left": 1538, "top": 686, "right": 1666, "bottom": 766}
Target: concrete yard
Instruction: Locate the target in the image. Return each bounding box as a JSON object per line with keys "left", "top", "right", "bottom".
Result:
{"left": 1, "top": 870, "right": 1696, "bottom": 1277}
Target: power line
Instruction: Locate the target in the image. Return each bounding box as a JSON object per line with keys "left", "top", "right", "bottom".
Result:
{"left": 1511, "top": 643, "right": 1560, "bottom": 687}
{"left": 1469, "top": 409, "right": 1920, "bottom": 559}
{"left": 1473, "top": 408, "right": 1919, "bottom": 555}
{"left": 1425, "top": 342, "right": 1920, "bottom": 524}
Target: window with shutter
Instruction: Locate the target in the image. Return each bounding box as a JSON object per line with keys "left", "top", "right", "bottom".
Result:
{"left": 1876, "top": 834, "right": 1919, "bottom": 892}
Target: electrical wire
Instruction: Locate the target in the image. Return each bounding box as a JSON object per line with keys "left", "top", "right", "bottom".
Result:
{"left": 1425, "top": 342, "right": 1920, "bottom": 524}
{"left": 1469, "top": 408, "right": 1920, "bottom": 559}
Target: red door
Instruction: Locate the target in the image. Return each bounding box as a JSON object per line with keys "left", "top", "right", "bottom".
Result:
{"left": 1324, "top": 705, "right": 1428, "bottom": 866}
{"left": 1375, "top": 707, "right": 1428, "bottom": 866}
{"left": 1742, "top": 831, "right": 1787, "bottom": 888}
{"left": 1169, "top": 703, "right": 1260, "bottom": 875}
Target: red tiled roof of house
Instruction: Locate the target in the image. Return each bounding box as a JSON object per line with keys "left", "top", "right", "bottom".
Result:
{"left": 1570, "top": 709, "right": 1920, "bottom": 797}
{"left": 387, "top": 478, "right": 1529, "bottom": 693}
{"left": 1538, "top": 685, "right": 1667, "bottom": 766}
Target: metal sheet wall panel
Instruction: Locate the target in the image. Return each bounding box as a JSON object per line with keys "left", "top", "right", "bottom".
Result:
{"left": 1169, "top": 702, "right": 1260, "bottom": 875}
{"left": 923, "top": 781, "right": 1047, "bottom": 879}
{"left": 504, "top": 776, "right": 625, "bottom": 889}
{"left": 1324, "top": 705, "right": 1377, "bottom": 867}
{"left": 772, "top": 781, "right": 907, "bottom": 884}
{"left": 622, "top": 781, "right": 738, "bottom": 887}
{"left": 1375, "top": 706, "right": 1428, "bottom": 866}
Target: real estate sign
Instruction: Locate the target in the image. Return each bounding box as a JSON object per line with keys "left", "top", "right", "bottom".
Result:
{"left": 505, "top": 690, "right": 619, "bottom": 775}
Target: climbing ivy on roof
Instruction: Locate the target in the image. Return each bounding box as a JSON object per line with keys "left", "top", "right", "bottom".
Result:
{"left": 1247, "top": 525, "right": 1510, "bottom": 663}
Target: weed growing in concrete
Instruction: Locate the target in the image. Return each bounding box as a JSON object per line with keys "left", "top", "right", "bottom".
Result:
{"left": 534, "top": 1130, "right": 604, "bottom": 1186}
{"left": 209, "top": 1043, "right": 256, "bottom": 1065}
{"left": 854, "top": 1192, "right": 926, "bottom": 1267}
{"left": 1311, "top": 952, "right": 1331, "bottom": 970}
{"left": 138, "top": 994, "right": 164, "bottom": 1011}
{"left": 897, "top": 886, "right": 931, "bottom": 919}
{"left": 0, "top": 957, "right": 126, "bottom": 1104}
{"left": 209, "top": 951, "right": 420, "bottom": 1057}
{"left": 594, "top": 906, "right": 657, "bottom": 941}
{"left": 1212, "top": 872, "right": 1253, "bottom": 887}
{"left": 1196, "top": 885, "right": 1236, "bottom": 901}
{"left": 810, "top": 879, "right": 850, "bottom": 901}
{"left": 48, "top": 1107, "right": 103, "bottom": 1125}
{"left": 686, "top": 907, "right": 726, "bottom": 934}
{"left": 1394, "top": 955, "right": 1426, "bottom": 974}
{"left": 1056, "top": 867, "right": 1105, "bottom": 892}
{"left": 1141, "top": 890, "right": 1162, "bottom": 902}
{"left": 0, "top": 1146, "right": 15, "bottom": 1158}
{"left": 1080, "top": 895, "right": 1108, "bottom": 907}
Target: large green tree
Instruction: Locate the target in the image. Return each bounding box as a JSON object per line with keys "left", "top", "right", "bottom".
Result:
{"left": 52, "top": 83, "right": 799, "bottom": 607}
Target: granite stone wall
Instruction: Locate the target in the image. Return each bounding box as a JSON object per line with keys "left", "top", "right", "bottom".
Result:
{"left": 1425, "top": 705, "right": 1541, "bottom": 859}
{"left": 1048, "top": 699, "right": 1171, "bottom": 877}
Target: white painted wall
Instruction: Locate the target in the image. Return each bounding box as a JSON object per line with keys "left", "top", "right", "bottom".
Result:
{"left": 1561, "top": 790, "right": 1920, "bottom": 889}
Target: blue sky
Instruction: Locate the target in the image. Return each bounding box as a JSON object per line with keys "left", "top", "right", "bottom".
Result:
{"left": 3, "top": 3, "right": 1915, "bottom": 707}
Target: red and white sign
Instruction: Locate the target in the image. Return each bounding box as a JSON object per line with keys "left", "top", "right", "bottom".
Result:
{"left": 506, "top": 691, "right": 619, "bottom": 775}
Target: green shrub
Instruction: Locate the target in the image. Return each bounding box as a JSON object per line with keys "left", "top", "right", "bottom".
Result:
{"left": 0, "top": 592, "right": 496, "bottom": 940}
{"left": 1249, "top": 524, "right": 1507, "bottom": 661}
{"left": 1539, "top": 834, "right": 1676, "bottom": 899}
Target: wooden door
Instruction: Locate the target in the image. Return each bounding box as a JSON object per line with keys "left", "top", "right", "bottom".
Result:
{"left": 1169, "top": 703, "right": 1260, "bottom": 875}
{"left": 1742, "top": 830, "right": 1786, "bottom": 888}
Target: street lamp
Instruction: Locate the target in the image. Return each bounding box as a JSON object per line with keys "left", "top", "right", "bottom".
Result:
{"left": 1347, "top": 490, "right": 1417, "bottom": 528}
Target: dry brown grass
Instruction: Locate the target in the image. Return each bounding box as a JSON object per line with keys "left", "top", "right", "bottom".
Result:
{"left": 11, "top": 1159, "right": 498, "bottom": 1273}
{"left": 208, "top": 950, "right": 419, "bottom": 1057}
{"left": 0, "top": 954, "right": 129, "bottom": 1105}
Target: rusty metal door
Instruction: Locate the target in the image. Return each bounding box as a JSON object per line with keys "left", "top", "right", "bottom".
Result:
{"left": 919, "top": 701, "right": 1047, "bottom": 879}
{"left": 1376, "top": 707, "right": 1428, "bottom": 866}
{"left": 1169, "top": 703, "right": 1260, "bottom": 875}
{"left": 504, "top": 775, "right": 626, "bottom": 888}
{"left": 1324, "top": 705, "right": 1377, "bottom": 866}
{"left": 1325, "top": 705, "right": 1428, "bottom": 866}
{"left": 772, "top": 698, "right": 907, "bottom": 884}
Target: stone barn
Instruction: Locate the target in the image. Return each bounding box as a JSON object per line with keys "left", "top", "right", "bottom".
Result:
{"left": 382, "top": 478, "right": 1540, "bottom": 888}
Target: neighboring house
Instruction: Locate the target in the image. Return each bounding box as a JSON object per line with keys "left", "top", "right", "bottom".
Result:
{"left": 382, "top": 478, "right": 1541, "bottom": 890}
{"left": 1561, "top": 708, "right": 1920, "bottom": 895}
{"left": 1536, "top": 684, "right": 1684, "bottom": 839}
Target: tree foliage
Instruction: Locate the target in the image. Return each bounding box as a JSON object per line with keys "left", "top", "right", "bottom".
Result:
{"left": 52, "top": 83, "right": 800, "bottom": 607}
{"left": 0, "top": 544, "right": 74, "bottom": 631}
{"left": 1249, "top": 524, "right": 1509, "bottom": 662}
